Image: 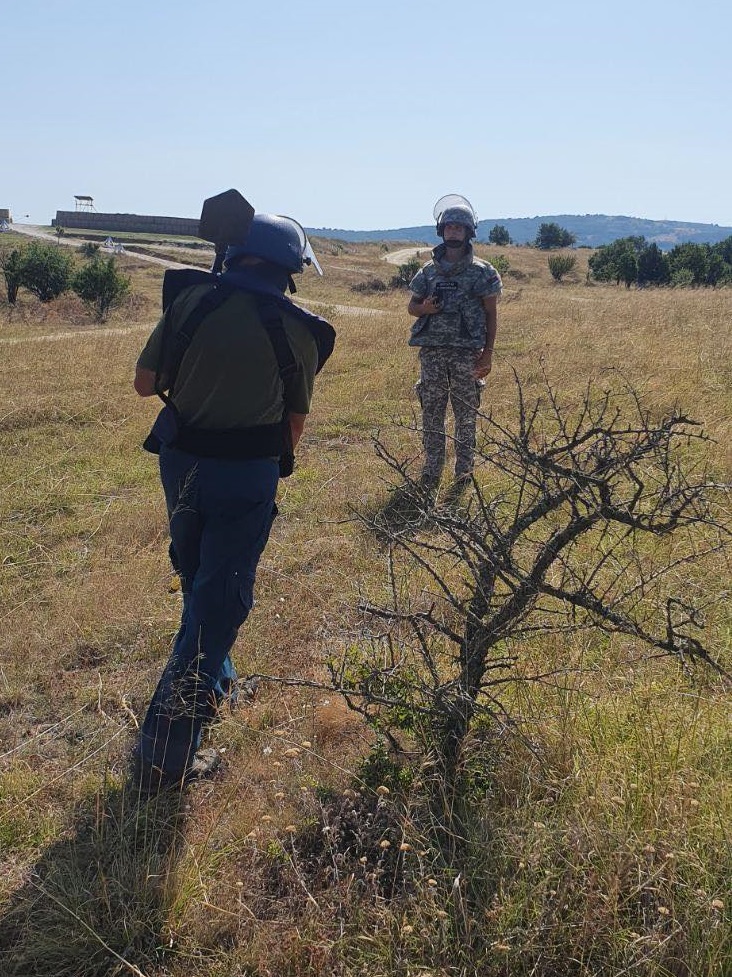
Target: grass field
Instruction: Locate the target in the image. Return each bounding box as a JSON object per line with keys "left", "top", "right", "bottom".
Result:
{"left": 0, "top": 232, "right": 729, "bottom": 976}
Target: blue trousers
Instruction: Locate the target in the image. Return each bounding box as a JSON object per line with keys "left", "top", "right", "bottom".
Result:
{"left": 139, "top": 447, "right": 279, "bottom": 777}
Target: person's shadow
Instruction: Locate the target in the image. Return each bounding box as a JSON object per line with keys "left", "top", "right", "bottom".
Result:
{"left": 0, "top": 776, "right": 188, "bottom": 977}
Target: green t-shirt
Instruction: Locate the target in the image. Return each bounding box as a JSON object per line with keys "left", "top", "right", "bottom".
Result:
{"left": 137, "top": 287, "right": 318, "bottom": 430}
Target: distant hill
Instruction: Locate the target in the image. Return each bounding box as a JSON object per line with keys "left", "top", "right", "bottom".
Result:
{"left": 307, "top": 214, "right": 732, "bottom": 251}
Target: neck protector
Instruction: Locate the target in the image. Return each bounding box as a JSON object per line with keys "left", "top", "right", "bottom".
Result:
{"left": 433, "top": 242, "right": 474, "bottom": 274}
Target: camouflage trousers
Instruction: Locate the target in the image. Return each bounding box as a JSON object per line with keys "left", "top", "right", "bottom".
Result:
{"left": 415, "top": 347, "right": 484, "bottom": 485}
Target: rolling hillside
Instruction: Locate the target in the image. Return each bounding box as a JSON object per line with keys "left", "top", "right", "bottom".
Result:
{"left": 307, "top": 213, "right": 732, "bottom": 249}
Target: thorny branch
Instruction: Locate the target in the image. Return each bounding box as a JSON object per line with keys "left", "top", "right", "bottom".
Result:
{"left": 350, "top": 374, "right": 730, "bottom": 781}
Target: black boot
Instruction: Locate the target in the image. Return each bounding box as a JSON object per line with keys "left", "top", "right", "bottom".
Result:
{"left": 442, "top": 474, "right": 471, "bottom": 508}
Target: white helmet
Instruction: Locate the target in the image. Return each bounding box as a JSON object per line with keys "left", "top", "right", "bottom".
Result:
{"left": 434, "top": 194, "right": 478, "bottom": 238}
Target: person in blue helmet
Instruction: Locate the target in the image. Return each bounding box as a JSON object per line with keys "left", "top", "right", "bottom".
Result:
{"left": 133, "top": 214, "right": 335, "bottom": 789}
{"left": 407, "top": 195, "right": 502, "bottom": 501}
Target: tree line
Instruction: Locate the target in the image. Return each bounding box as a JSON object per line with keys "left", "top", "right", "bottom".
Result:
{"left": 588, "top": 235, "right": 732, "bottom": 287}
{"left": 484, "top": 222, "right": 732, "bottom": 287}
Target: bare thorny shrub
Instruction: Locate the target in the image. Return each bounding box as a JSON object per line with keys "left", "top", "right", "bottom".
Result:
{"left": 326, "top": 373, "right": 730, "bottom": 841}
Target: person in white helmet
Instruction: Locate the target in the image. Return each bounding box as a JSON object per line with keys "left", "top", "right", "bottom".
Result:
{"left": 407, "top": 194, "right": 502, "bottom": 498}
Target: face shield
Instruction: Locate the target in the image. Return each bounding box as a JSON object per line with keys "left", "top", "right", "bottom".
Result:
{"left": 279, "top": 215, "right": 324, "bottom": 275}
{"left": 433, "top": 194, "right": 477, "bottom": 224}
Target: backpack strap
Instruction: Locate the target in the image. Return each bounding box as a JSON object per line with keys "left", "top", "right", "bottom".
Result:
{"left": 253, "top": 297, "right": 299, "bottom": 477}
{"left": 154, "top": 285, "right": 304, "bottom": 403}
{"left": 153, "top": 281, "right": 235, "bottom": 404}
{"left": 255, "top": 298, "right": 298, "bottom": 385}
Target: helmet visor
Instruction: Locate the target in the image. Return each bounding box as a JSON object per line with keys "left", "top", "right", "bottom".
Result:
{"left": 433, "top": 194, "right": 477, "bottom": 223}
{"left": 279, "top": 215, "right": 323, "bottom": 275}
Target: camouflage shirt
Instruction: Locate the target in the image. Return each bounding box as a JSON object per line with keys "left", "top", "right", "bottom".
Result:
{"left": 408, "top": 244, "right": 502, "bottom": 349}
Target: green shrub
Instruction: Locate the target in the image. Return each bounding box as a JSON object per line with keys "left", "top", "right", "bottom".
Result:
{"left": 72, "top": 255, "right": 131, "bottom": 320}
{"left": 637, "top": 243, "right": 671, "bottom": 285}
{"left": 535, "top": 222, "right": 576, "bottom": 249}
{"left": 671, "top": 267, "right": 695, "bottom": 288}
{"left": 589, "top": 238, "right": 641, "bottom": 287}
{"left": 390, "top": 257, "right": 421, "bottom": 289}
{"left": 0, "top": 246, "right": 26, "bottom": 304}
{"left": 548, "top": 254, "right": 577, "bottom": 281}
{"left": 20, "top": 241, "right": 74, "bottom": 302}
{"left": 487, "top": 253, "right": 510, "bottom": 275}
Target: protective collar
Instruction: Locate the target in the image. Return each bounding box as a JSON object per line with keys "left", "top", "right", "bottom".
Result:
{"left": 432, "top": 242, "right": 474, "bottom": 275}
{"left": 218, "top": 269, "right": 336, "bottom": 373}
{"left": 219, "top": 266, "right": 289, "bottom": 300}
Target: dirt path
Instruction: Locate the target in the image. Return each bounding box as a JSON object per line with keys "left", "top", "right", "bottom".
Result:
{"left": 382, "top": 246, "right": 431, "bottom": 266}
{"left": 0, "top": 323, "right": 152, "bottom": 346}
{"left": 9, "top": 224, "right": 196, "bottom": 269}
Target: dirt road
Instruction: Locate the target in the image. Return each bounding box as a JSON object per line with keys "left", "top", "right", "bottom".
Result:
{"left": 8, "top": 224, "right": 196, "bottom": 269}
{"left": 382, "top": 246, "right": 431, "bottom": 266}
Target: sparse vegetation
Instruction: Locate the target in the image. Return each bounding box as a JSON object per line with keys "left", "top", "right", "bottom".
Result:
{"left": 0, "top": 230, "right": 729, "bottom": 976}
{"left": 352, "top": 277, "right": 388, "bottom": 293}
{"left": 79, "top": 241, "right": 101, "bottom": 259}
{"left": 347, "top": 379, "right": 729, "bottom": 819}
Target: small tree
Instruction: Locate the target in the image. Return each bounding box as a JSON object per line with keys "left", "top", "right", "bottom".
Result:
{"left": 706, "top": 250, "right": 729, "bottom": 286}
{"left": 637, "top": 242, "right": 670, "bottom": 286}
{"left": 668, "top": 243, "right": 709, "bottom": 286}
{"left": 488, "top": 224, "right": 511, "bottom": 246}
{"left": 547, "top": 253, "right": 576, "bottom": 281}
{"left": 20, "top": 241, "right": 74, "bottom": 302}
{"left": 0, "top": 245, "right": 27, "bottom": 304}
{"left": 588, "top": 237, "right": 643, "bottom": 287}
{"left": 72, "top": 255, "right": 131, "bottom": 321}
{"left": 712, "top": 234, "right": 732, "bottom": 266}
{"left": 660, "top": 242, "right": 731, "bottom": 287}
{"left": 616, "top": 247, "right": 639, "bottom": 288}
{"left": 535, "top": 222, "right": 576, "bottom": 249}
{"left": 337, "top": 375, "right": 729, "bottom": 810}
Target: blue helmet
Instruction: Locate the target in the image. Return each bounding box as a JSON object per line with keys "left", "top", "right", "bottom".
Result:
{"left": 224, "top": 214, "right": 322, "bottom": 275}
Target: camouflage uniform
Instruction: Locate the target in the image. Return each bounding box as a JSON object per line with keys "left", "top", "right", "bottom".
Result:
{"left": 409, "top": 244, "right": 502, "bottom": 485}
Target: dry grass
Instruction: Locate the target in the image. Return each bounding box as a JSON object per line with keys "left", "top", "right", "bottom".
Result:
{"left": 0, "top": 231, "right": 729, "bottom": 976}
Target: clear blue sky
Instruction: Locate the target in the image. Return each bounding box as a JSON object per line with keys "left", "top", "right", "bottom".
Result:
{"left": 3, "top": 0, "right": 731, "bottom": 230}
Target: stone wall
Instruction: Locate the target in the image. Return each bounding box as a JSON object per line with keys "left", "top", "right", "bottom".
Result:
{"left": 53, "top": 211, "right": 200, "bottom": 237}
